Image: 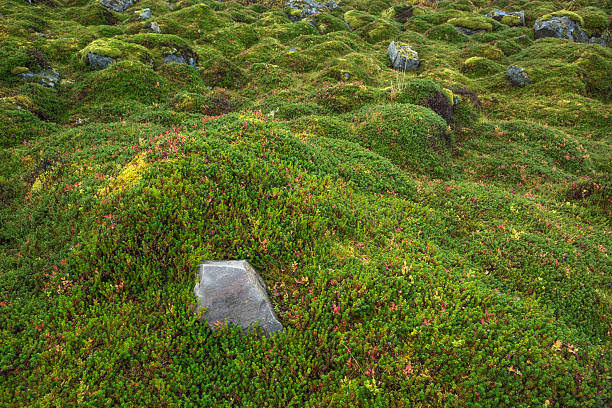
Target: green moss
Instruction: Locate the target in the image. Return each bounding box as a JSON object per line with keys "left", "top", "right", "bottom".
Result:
{"left": 119, "top": 33, "right": 199, "bottom": 67}
{"left": 310, "top": 81, "right": 388, "bottom": 113}
{"left": 199, "top": 56, "right": 247, "bottom": 89}
{"left": 158, "top": 3, "right": 223, "bottom": 39}
{"left": 573, "top": 48, "right": 612, "bottom": 101}
{"left": 381, "top": 5, "right": 413, "bottom": 23}
{"left": 447, "top": 17, "right": 494, "bottom": 32}
{"left": 364, "top": 19, "right": 401, "bottom": 43}
{"left": 501, "top": 14, "right": 521, "bottom": 26}
{"left": 1, "top": 1, "right": 611, "bottom": 406}
{"left": 495, "top": 39, "right": 522, "bottom": 56}
{"left": 251, "top": 96, "right": 329, "bottom": 120}
{"left": 540, "top": 10, "right": 585, "bottom": 26}
{"left": 425, "top": 23, "right": 470, "bottom": 43}
{"left": 240, "top": 37, "right": 285, "bottom": 66}
{"left": 247, "top": 63, "right": 294, "bottom": 92}
{"left": 0, "top": 40, "right": 39, "bottom": 84}
{"left": 391, "top": 78, "right": 457, "bottom": 125}
{"left": 308, "top": 135, "right": 416, "bottom": 196}
{"left": 461, "top": 43, "right": 506, "bottom": 61}
{"left": 350, "top": 0, "right": 391, "bottom": 15}
{"left": 576, "top": 6, "right": 608, "bottom": 35}
{"left": 254, "top": 10, "right": 291, "bottom": 26}
{"left": 11, "top": 66, "right": 30, "bottom": 75}
{"left": 404, "top": 15, "right": 435, "bottom": 33}
{"left": 271, "top": 49, "right": 318, "bottom": 73}
{"left": 204, "top": 24, "right": 259, "bottom": 58}
{"left": 511, "top": 38, "right": 612, "bottom": 101}
{"left": 344, "top": 9, "right": 376, "bottom": 30}
{"left": 317, "top": 52, "right": 384, "bottom": 85}
{"left": 515, "top": 34, "right": 533, "bottom": 47}
{"left": 312, "top": 13, "right": 350, "bottom": 35}
{"left": 0, "top": 102, "right": 56, "bottom": 147}
{"left": 393, "top": 78, "right": 444, "bottom": 104}
{"left": 255, "top": 20, "right": 318, "bottom": 42}
{"left": 10, "top": 12, "right": 50, "bottom": 32}
{"left": 462, "top": 56, "right": 504, "bottom": 78}
{"left": 78, "top": 38, "right": 154, "bottom": 68}
{"left": 157, "top": 62, "right": 206, "bottom": 92}
{"left": 76, "top": 60, "right": 170, "bottom": 104}
{"left": 305, "top": 40, "right": 353, "bottom": 66}
{"left": 343, "top": 103, "right": 452, "bottom": 178}
{"left": 21, "top": 83, "right": 69, "bottom": 123}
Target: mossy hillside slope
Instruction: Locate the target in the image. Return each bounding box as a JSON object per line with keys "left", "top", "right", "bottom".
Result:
{"left": 0, "top": 0, "right": 610, "bottom": 406}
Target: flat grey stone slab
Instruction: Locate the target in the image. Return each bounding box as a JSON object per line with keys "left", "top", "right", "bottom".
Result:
{"left": 194, "top": 260, "right": 284, "bottom": 336}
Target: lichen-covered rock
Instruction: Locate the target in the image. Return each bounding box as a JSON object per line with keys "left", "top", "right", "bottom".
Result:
{"left": 147, "top": 21, "right": 161, "bottom": 34}
{"left": 100, "top": 0, "right": 135, "bottom": 13}
{"left": 587, "top": 34, "right": 609, "bottom": 47}
{"left": 87, "top": 52, "right": 114, "bottom": 70}
{"left": 533, "top": 15, "right": 605, "bottom": 44}
{"left": 287, "top": 0, "right": 338, "bottom": 22}
{"left": 506, "top": 65, "right": 530, "bottom": 87}
{"left": 388, "top": 41, "right": 418, "bottom": 71}
{"left": 138, "top": 8, "right": 151, "bottom": 20}
{"left": 193, "top": 260, "right": 284, "bottom": 336}
{"left": 19, "top": 68, "right": 60, "bottom": 88}
{"left": 163, "top": 52, "right": 197, "bottom": 68}
{"left": 455, "top": 26, "right": 487, "bottom": 36}
{"left": 487, "top": 10, "right": 525, "bottom": 26}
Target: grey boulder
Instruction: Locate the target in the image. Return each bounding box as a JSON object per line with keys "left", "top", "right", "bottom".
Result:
{"left": 87, "top": 52, "right": 114, "bottom": 70}
{"left": 487, "top": 10, "right": 525, "bottom": 26}
{"left": 506, "top": 65, "right": 530, "bottom": 87}
{"left": 388, "top": 41, "right": 419, "bottom": 71}
{"left": 534, "top": 16, "right": 589, "bottom": 43}
{"left": 138, "top": 8, "right": 151, "bottom": 20}
{"left": 287, "top": 0, "right": 339, "bottom": 22}
{"left": 19, "top": 68, "right": 60, "bottom": 88}
{"left": 100, "top": 0, "right": 135, "bottom": 13}
{"left": 147, "top": 21, "right": 161, "bottom": 34}
{"left": 455, "top": 26, "right": 487, "bottom": 36}
{"left": 163, "top": 53, "right": 197, "bottom": 68}
{"left": 194, "top": 260, "right": 284, "bottom": 336}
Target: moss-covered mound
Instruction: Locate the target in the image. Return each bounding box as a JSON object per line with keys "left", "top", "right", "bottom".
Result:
{"left": 342, "top": 104, "right": 452, "bottom": 178}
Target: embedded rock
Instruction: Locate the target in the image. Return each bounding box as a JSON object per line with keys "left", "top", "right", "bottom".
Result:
{"left": 534, "top": 16, "right": 589, "bottom": 43}
{"left": 588, "top": 35, "right": 609, "bottom": 47}
{"left": 287, "top": 0, "right": 338, "bottom": 22}
{"left": 506, "top": 65, "right": 530, "bottom": 87}
{"left": 138, "top": 8, "right": 151, "bottom": 20}
{"left": 87, "top": 52, "right": 114, "bottom": 70}
{"left": 455, "top": 26, "right": 487, "bottom": 36}
{"left": 487, "top": 10, "right": 525, "bottom": 26}
{"left": 19, "top": 68, "right": 60, "bottom": 88}
{"left": 193, "top": 260, "right": 284, "bottom": 336}
{"left": 388, "top": 41, "right": 419, "bottom": 71}
{"left": 100, "top": 0, "right": 135, "bottom": 13}
{"left": 383, "top": 5, "right": 413, "bottom": 24}
{"left": 147, "top": 21, "right": 161, "bottom": 33}
{"left": 163, "top": 53, "right": 197, "bottom": 68}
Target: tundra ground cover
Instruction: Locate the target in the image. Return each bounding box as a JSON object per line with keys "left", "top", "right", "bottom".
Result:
{"left": 0, "top": 0, "right": 610, "bottom": 406}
